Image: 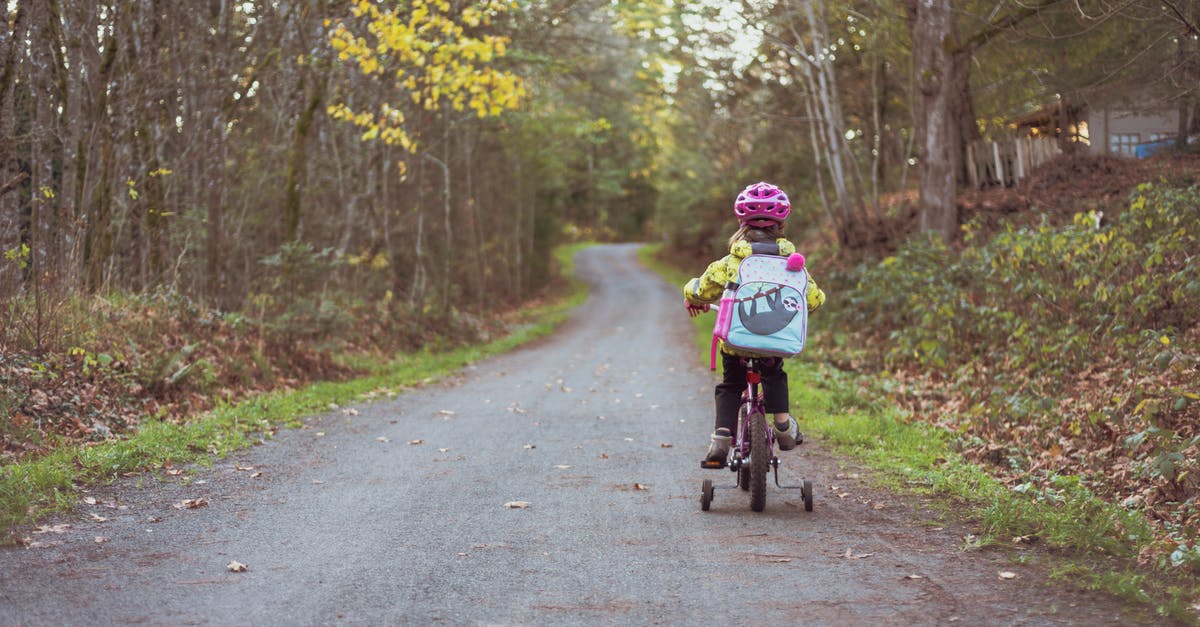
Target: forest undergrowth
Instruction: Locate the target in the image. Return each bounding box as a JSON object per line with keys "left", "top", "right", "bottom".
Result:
{"left": 0, "top": 245, "right": 570, "bottom": 467}
{"left": 815, "top": 156, "right": 1200, "bottom": 580}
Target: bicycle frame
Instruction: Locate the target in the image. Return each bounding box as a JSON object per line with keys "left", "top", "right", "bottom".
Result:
{"left": 730, "top": 358, "right": 778, "bottom": 474}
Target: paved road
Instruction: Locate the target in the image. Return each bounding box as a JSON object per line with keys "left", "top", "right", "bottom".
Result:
{"left": 0, "top": 244, "right": 1158, "bottom": 625}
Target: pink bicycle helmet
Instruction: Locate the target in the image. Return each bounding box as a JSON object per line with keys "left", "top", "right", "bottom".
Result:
{"left": 734, "top": 182, "right": 791, "bottom": 226}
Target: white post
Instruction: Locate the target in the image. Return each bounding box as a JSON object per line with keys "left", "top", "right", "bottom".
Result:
{"left": 1014, "top": 138, "right": 1025, "bottom": 182}
{"left": 992, "top": 141, "right": 1004, "bottom": 186}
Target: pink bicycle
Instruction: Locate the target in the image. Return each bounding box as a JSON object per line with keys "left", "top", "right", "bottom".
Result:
{"left": 699, "top": 355, "right": 814, "bottom": 513}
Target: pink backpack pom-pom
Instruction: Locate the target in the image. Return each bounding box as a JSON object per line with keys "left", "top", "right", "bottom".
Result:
{"left": 786, "top": 253, "right": 806, "bottom": 272}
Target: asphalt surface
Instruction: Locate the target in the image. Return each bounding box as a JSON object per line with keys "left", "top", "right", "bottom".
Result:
{"left": 0, "top": 244, "right": 1163, "bottom": 625}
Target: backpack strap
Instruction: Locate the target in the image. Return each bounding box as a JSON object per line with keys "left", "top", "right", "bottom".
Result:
{"left": 748, "top": 242, "right": 781, "bottom": 256}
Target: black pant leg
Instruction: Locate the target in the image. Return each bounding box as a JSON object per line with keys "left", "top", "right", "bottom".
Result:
{"left": 760, "top": 358, "right": 790, "bottom": 415}
{"left": 714, "top": 353, "right": 745, "bottom": 432}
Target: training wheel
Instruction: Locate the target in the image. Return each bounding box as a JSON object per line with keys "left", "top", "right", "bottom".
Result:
{"left": 701, "top": 478, "right": 714, "bottom": 511}
{"left": 802, "top": 479, "right": 814, "bottom": 512}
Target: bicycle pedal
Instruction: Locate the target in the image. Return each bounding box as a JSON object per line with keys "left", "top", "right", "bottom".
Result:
{"left": 699, "top": 460, "right": 725, "bottom": 469}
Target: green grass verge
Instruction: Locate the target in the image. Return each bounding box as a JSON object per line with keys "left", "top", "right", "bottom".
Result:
{"left": 639, "top": 242, "right": 1199, "bottom": 623}
{"left": 0, "top": 243, "right": 593, "bottom": 541}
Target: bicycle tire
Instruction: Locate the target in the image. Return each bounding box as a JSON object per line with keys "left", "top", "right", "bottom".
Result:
{"left": 736, "top": 407, "right": 750, "bottom": 491}
{"left": 749, "top": 410, "right": 769, "bottom": 512}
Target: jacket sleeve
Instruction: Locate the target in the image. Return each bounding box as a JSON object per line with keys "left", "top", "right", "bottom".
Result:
{"left": 682, "top": 257, "right": 732, "bottom": 305}
{"left": 805, "top": 275, "right": 826, "bottom": 312}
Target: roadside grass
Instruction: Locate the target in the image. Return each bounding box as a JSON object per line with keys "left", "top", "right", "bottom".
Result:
{"left": 0, "top": 243, "right": 592, "bottom": 542}
{"left": 639, "top": 243, "right": 1200, "bottom": 623}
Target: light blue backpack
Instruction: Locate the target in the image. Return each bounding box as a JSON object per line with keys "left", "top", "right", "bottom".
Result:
{"left": 710, "top": 248, "right": 809, "bottom": 369}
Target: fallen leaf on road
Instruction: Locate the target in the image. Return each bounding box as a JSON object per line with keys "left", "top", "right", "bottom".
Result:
{"left": 343, "top": 408, "right": 359, "bottom": 416}
{"left": 33, "top": 524, "right": 71, "bottom": 534}
{"left": 166, "top": 469, "right": 183, "bottom": 476}
{"left": 599, "top": 453, "right": 610, "bottom": 460}
{"left": 94, "top": 536, "right": 109, "bottom": 544}
{"left": 436, "top": 409, "right": 456, "bottom": 419}
{"left": 173, "top": 498, "right": 208, "bottom": 510}
{"left": 27, "top": 540, "right": 64, "bottom": 549}
{"left": 904, "top": 574, "right": 924, "bottom": 580}
{"left": 553, "top": 465, "right": 572, "bottom": 469}
{"left": 89, "top": 513, "right": 107, "bottom": 523}
{"left": 376, "top": 436, "right": 390, "bottom": 443}
{"left": 842, "top": 548, "right": 873, "bottom": 559}
{"left": 633, "top": 483, "right": 649, "bottom": 491}
{"left": 408, "top": 439, "right": 424, "bottom": 445}
{"left": 438, "top": 448, "right": 449, "bottom": 453}
{"left": 503, "top": 501, "right": 530, "bottom": 509}
{"left": 659, "top": 443, "right": 673, "bottom": 448}
{"left": 83, "top": 497, "right": 97, "bottom": 505}
{"left": 235, "top": 465, "right": 255, "bottom": 471}
{"left": 226, "top": 561, "right": 248, "bottom": 572}
{"left": 523, "top": 444, "right": 536, "bottom": 449}
{"left": 998, "top": 571, "right": 1018, "bottom": 580}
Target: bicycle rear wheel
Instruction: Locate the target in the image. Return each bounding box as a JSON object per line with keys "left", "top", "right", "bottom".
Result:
{"left": 749, "top": 410, "right": 768, "bottom": 512}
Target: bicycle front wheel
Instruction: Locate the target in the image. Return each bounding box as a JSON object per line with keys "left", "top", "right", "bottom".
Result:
{"left": 749, "top": 410, "right": 769, "bottom": 512}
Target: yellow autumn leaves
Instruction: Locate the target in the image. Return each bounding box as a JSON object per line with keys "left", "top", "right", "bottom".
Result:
{"left": 327, "top": 0, "right": 526, "bottom": 155}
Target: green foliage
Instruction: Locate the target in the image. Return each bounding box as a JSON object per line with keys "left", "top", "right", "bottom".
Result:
{"left": 834, "top": 183, "right": 1200, "bottom": 413}
{"left": 254, "top": 241, "right": 355, "bottom": 340}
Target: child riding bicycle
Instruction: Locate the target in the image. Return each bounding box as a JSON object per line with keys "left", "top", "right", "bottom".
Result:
{"left": 683, "top": 182, "right": 826, "bottom": 465}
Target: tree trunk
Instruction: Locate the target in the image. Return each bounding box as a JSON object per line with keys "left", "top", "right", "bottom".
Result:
{"left": 908, "top": 0, "right": 958, "bottom": 242}
{"left": 947, "top": 47, "right": 978, "bottom": 187}
{"left": 0, "top": 3, "right": 28, "bottom": 292}
{"left": 82, "top": 16, "right": 120, "bottom": 293}
{"left": 283, "top": 74, "right": 324, "bottom": 243}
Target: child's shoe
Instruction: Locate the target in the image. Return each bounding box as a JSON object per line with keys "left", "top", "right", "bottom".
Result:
{"left": 703, "top": 428, "right": 732, "bottom": 464}
{"left": 773, "top": 417, "right": 802, "bottom": 450}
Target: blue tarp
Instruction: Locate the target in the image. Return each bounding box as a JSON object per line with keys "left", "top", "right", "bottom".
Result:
{"left": 1134, "top": 139, "right": 1175, "bottom": 159}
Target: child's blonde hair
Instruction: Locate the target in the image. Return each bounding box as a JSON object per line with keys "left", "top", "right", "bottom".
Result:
{"left": 727, "top": 223, "right": 783, "bottom": 249}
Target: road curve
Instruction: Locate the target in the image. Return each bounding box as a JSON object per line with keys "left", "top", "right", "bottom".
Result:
{"left": 0, "top": 244, "right": 1158, "bottom": 625}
